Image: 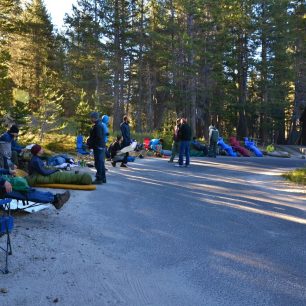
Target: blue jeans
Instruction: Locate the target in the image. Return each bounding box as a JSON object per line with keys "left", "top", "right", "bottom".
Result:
{"left": 93, "top": 148, "right": 106, "bottom": 181}
{"left": 179, "top": 141, "right": 190, "bottom": 166}
{"left": 6, "top": 189, "right": 54, "bottom": 203}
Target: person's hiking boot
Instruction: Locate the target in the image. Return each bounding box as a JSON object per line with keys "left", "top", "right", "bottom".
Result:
{"left": 111, "top": 161, "right": 116, "bottom": 167}
{"left": 93, "top": 179, "right": 103, "bottom": 185}
{"left": 53, "top": 191, "right": 70, "bottom": 210}
{"left": 120, "top": 163, "right": 127, "bottom": 168}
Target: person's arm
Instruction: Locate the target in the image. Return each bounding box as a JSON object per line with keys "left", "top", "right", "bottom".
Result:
{"left": 32, "top": 158, "right": 58, "bottom": 176}
{"left": 96, "top": 124, "right": 105, "bottom": 147}
{"left": 11, "top": 139, "right": 24, "bottom": 153}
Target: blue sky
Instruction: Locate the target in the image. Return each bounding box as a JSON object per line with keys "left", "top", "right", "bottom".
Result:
{"left": 44, "top": 0, "right": 77, "bottom": 29}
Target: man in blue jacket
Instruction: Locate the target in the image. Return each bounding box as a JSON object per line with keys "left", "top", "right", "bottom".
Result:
{"left": 87, "top": 112, "right": 106, "bottom": 184}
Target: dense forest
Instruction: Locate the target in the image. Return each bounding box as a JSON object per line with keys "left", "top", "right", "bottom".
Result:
{"left": 0, "top": 0, "right": 305, "bottom": 144}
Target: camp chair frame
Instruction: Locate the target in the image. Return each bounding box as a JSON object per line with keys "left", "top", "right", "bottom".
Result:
{"left": 0, "top": 199, "right": 13, "bottom": 274}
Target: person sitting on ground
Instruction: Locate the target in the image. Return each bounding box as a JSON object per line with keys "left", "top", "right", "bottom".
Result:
{"left": 149, "top": 138, "right": 164, "bottom": 157}
{"left": 26, "top": 144, "right": 92, "bottom": 186}
{"left": 191, "top": 137, "right": 208, "bottom": 156}
{"left": 0, "top": 124, "right": 24, "bottom": 169}
{"left": 0, "top": 168, "right": 70, "bottom": 210}
{"left": 108, "top": 135, "right": 124, "bottom": 167}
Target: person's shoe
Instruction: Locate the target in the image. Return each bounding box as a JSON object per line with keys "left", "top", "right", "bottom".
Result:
{"left": 168, "top": 160, "right": 174, "bottom": 163}
{"left": 111, "top": 161, "right": 116, "bottom": 167}
{"left": 102, "top": 178, "right": 107, "bottom": 183}
{"left": 53, "top": 191, "right": 70, "bottom": 210}
{"left": 105, "top": 168, "right": 109, "bottom": 171}
{"left": 185, "top": 164, "right": 190, "bottom": 167}
{"left": 120, "top": 163, "right": 128, "bottom": 168}
{"left": 93, "top": 179, "right": 103, "bottom": 185}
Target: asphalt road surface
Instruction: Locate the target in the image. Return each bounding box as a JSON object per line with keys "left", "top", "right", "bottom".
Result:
{"left": 1, "top": 156, "right": 306, "bottom": 306}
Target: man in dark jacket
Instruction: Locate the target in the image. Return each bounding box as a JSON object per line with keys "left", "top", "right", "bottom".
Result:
{"left": 87, "top": 112, "right": 106, "bottom": 184}
{"left": 120, "top": 115, "right": 131, "bottom": 167}
{"left": 176, "top": 118, "right": 191, "bottom": 167}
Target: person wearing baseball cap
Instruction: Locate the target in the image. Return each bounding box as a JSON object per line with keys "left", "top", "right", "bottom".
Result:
{"left": 87, "top": 111, "right": 106, "bottom": 184}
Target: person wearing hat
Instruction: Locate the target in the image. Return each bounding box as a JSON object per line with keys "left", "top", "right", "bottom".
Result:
{"left": 27, "top": 144, "right": 92, "bottom": 186}
{"left": 86, "top": 112, "right": 106, "bottom": 184}
{"left": 0, "top": 124, "right": 24, "bottom": 169}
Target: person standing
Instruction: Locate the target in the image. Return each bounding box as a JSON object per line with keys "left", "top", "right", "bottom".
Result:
{"left": 87, "top": 112, "right": 106, "bottom": 184}
{"left": 208, "top": 122, "right": 219, "bottom": 158}
{"left": 176, "top": 118, "right": 191, "bottom": 167}
{"left": 168, "top": 118, "right": 181, "bottom": 163}
{"left": 120, "top": 115, "right": 131, "bottom": 168}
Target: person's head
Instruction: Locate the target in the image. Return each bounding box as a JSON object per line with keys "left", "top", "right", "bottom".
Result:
{"left": 159, "top": 138, "right": 164, "bottom": 144}
{"left": 8, "top": 125, "right": 19, "bottom": 137}
{"left": 181, "top": 118, "right": 187, "bottom": 124}
{"left": 176, "top": 118, "right": 181, "bottom": 125}
{"left": 90, "top": 112, "right": 99, "bottom": 123}
{"left": 116, "top": 135, "right": 122, "bottom": 142}
{"left": 30, "top": 144, "right": 43, "bottom": 156}
{"left": 102, "top": 114, "right": 109, "bottom": 125}
{"left": 123, "top": 115, "right": 129, "bottom": 123}
{"left": 210, "top": 121, "right": 215, "bottom": 127}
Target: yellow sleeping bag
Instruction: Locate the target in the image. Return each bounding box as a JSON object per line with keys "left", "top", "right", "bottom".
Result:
{"left": 33, "top": 183, "right": 96, "bottom": 190}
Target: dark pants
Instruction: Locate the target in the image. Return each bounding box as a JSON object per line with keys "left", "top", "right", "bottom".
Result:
{"left": 170, "top": 141, "right": 180, "bottom": 162}
{"left": 121, "top": 142, "right": 129, "bottom": 164}
{"left": 6, "top": 189, "right": 54, "bottom": 203}
{"left": 93, "top": 148, "right": 106, "bottom": 181}
{"left": 179, "top": 141, "right": 190, "bottom": 166}
{"left": 208, "top": 141, "right": 217, "bottom": 157}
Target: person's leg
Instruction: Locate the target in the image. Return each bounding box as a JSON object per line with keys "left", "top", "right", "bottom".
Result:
{"left": 95, "top": 149, "right": 106, "bottom": 183}
{"left": 213, "top": 142, "right": 217, "bottom": 157}
{"left": 169, "top": 141, "right": 176, "bottom": 162}
{"left": 178, "top": 141, "right": 184, "bottom": 166}
{"left": 6, "top": 189, "right": 54, "bottom": 203}
{"left": 185, "top": 141, "right": 190, "bottom": 166}
{"left": 6, "top": 189, "right": 70, "bottom": 209}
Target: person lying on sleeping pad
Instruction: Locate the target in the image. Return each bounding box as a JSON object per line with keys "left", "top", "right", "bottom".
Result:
{"left": 0, "top": 168, "right": 70, "bottom": 209}
{"left": 27, "top": 144, "right": 92, "bottom": 186}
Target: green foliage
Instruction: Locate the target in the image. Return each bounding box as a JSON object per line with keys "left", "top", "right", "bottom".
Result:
{"left": 74, "top": 90, "right": 92, "bottom": 135}
{"left": 0, "top": 0, "right": 304, "bottom": 145}
{"left": 283, "top": 168, "right": 306, "bottom": 185}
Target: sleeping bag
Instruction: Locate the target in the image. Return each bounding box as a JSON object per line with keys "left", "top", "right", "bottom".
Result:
{"left": 26, "top": 171, "right": 92, "bottom": 186}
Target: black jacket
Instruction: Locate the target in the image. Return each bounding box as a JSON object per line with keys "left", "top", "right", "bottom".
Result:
{"left": 179, "top": 123, "right": 191, "bottom": 141}
{"left": 87, "top": 120, "right": 106, "bottom": 149}
{"left": 120, "top": 122, "right": 131, "bottom": 146}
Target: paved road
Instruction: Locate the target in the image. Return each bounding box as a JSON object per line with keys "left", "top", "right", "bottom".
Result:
{"left": 1, "top": 157, "right": 306, "bottom": 306}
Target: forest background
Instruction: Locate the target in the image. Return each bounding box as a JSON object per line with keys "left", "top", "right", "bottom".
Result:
{"left": 0, "top": 0, "right": 305, "bottom": 150}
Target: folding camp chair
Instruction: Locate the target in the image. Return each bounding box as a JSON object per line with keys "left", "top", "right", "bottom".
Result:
{"left": 143, "top": 138, "right": 151, "bottom": 150}
{"left": 76, "top": 135, "right": 90, "bottom": 155}
{"left": 0, "top": 199, "right": 13, "bottom": 274}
